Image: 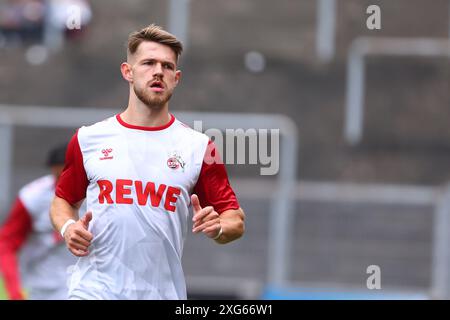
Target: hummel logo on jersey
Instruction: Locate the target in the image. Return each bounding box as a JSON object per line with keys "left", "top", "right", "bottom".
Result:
{"left": 100, "top": 148, "right": 113, "bottom": 160}
{"left": 167, "top": 151, "right": 185, "bottom": 171}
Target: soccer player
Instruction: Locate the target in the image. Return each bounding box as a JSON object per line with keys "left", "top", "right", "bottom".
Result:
{"left": 50, "top": 24, "right": 245, "bottom": 300}
{"left": 0, "top": 144, "right": 79, "bottom": 300}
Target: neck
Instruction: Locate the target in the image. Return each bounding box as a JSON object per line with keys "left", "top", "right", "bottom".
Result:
{"left": 121, "top": 94, "right": 171, "bottom": 127}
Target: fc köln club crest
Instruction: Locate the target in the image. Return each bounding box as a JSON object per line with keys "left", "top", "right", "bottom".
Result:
{"left": 167, "top": 151, "right": 185, "bottom": 171}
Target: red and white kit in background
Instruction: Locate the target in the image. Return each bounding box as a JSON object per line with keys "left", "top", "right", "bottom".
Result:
{"left": 56, "top": 114, "right": 239, "bottom": 300}
{"left": 0, "top": 175, "right": 79, "bottom": 300}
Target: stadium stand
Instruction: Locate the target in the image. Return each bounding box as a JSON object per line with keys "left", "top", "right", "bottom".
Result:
{"left": 0, "top": 0, "right": 449, "bottom": 299}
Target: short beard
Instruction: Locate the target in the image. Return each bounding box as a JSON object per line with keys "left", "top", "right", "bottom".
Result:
{"left": 133, "top": 85, "right": 172, "bottom": 109}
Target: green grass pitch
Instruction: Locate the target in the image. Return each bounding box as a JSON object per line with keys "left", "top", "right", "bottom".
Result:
{"left": 0, "top": 277, "right": 7, "bottom": 300}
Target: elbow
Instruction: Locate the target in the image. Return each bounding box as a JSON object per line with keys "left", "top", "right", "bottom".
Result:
{"left": 237, "top": 221, "right": 245, "bottom": 240}
{"left": 236, "top": 208, "right": 245, "bottom": 239}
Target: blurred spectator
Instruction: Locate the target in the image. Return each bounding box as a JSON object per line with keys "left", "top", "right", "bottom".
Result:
{"left": 0, "top": 144, "right": 82, "bottom": 300}
{"left": 0, "top": 0, "right": 92, "bottom": 48}
{"left": 0, "top": 0, "right": 46, "bottom": 45}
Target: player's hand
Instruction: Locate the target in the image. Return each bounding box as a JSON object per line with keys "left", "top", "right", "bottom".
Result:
{"left": 191, "top": 194, "right": 222, "bottom": 239}
{"left": 64, "top": 211, "right": 94, "bottom": 257}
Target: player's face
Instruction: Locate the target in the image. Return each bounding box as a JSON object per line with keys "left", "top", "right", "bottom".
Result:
{"left": 129, "top": 41, "right": 181, "bottom": 109}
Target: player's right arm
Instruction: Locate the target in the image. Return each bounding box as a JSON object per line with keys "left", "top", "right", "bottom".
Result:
{"left": 50, "top": 197, "right": 92, "bottom": 257}
{"left": 50, "top": 131, "right": 92, "bottom": 257}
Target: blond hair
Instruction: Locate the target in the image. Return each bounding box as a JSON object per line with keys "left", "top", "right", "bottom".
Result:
{"left": 127, "top": 24, "right": 183, "bottom": 62}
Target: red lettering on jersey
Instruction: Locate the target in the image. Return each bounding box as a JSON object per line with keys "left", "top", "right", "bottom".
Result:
{"left": 98, "top": 180, "right": 114, "bottom": 204}
{"left": 135, "top": 181, "right": 166, "bottom": 207}
{"left": 165, "top": 186, "right": 181, "bottom": 212}
{"left": 97, "top": 179, "right": 180, "bottom": 212}
{"left": 116, "top": 179, "right": 133, "bottom": 204}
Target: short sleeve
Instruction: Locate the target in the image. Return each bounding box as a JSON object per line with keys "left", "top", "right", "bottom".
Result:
{"left": 193, "top": 141, "right": 240, "bottom": 214}
{"left": 55, "top": 131, "right": 89, "bottom": 204}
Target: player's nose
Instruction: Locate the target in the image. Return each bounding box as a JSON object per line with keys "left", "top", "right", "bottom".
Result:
{"left": 153, "top": 63, "right": 164, "bottom": 77}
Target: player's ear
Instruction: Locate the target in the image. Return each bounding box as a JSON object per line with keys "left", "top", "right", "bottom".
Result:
{"left": 175, "top": 70, "right": 181, "bottom": 85}
{"left": 120, "top": 62, "right": 133, "bottom": 82}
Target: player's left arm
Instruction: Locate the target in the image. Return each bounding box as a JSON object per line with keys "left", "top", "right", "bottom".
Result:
{"left": 192, "top": 140, "right": 245, "bottom": 244}
{"left": 192, "top": 194, "right": 245, "bottom": 244}
{"left": 214, "top": 207, "right": 245, "bottom": 244}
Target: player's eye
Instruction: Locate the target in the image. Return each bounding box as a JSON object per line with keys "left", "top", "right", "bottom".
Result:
{"left": 164, "top": 63, "right": 174, "bottom": 70}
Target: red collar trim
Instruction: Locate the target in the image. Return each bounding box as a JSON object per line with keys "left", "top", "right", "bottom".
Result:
{"left": 116, "top": 113, "right": 175, "bottom": 131}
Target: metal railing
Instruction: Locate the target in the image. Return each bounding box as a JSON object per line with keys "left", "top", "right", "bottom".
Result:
{"left": 344, "top": 37, "right": 450, "bottom": 145}
{"left": 234, "top": 178, "right": 450, "bottom": 299}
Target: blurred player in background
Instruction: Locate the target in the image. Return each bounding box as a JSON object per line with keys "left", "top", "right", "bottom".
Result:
{"left": 50, "top": 24, "right": 245, "bottom": 300}
{"left": 0, "top": 144, "right": 79, "bottom": 300}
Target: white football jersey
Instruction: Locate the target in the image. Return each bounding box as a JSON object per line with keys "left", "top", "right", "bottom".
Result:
{"left": 56, "top": 114, "right": 239, "bottom": 300}
{"left": 18, "top": 175, "right": 78, "bottom": 299}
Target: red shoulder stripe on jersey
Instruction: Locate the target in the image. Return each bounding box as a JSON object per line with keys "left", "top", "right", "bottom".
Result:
{"left": 55, "top": 131, "right": 89, "bottom": 204}
{"left": 0, "top": 197, "right": 32, "bottom": 300}
{"left": 116, "top": 113, "right": 175, "bottom": 131}
{"left": 193, "top": 141, "right": 240, "bottom": 214}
